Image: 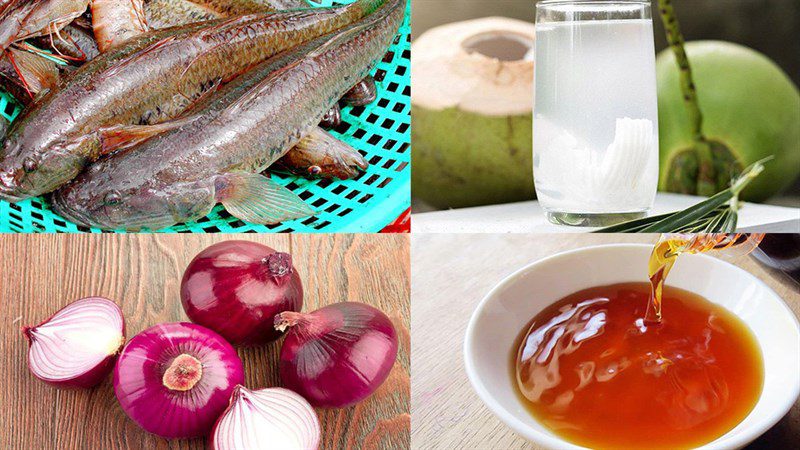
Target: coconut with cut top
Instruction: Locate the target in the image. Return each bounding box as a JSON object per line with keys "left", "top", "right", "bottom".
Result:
{"left": 412, "top": 17, "right": 535, "bottom": 209}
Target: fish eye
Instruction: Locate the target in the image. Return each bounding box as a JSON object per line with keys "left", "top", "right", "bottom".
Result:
{"left": 22, "top": 157, "right": 39, "bottom": 173}
{"left": 104, "top": 191, "right": 122, "bottom": 206}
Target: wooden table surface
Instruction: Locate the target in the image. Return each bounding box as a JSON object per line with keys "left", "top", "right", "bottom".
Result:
{"left": 411, "top": 234, "right": 800, "bottom": 450}
{"left": 0, "top": 234, "right": 410, "bottom": 450}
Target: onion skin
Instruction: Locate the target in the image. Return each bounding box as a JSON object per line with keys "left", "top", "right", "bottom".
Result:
{"left": 23, "top": 297, "right": 125, "bottom": 389}
{"left": 276, "top": 302, "right": 398, "bottom": 408}
{"left": 181, "top": 240, "right": 303, "bottom": 346}
{"left": 211, "top": 385, "right": 321, "bottom": 450}
{"left": 113, "top": 322, "right": 245, "bottom": 439}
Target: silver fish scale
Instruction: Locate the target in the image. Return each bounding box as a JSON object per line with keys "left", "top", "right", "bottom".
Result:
{"left": 50, "top": 0, "right": 406, "bottom": 230}
{"left": 1, "top": 2, "right": 378, "bottom": 200}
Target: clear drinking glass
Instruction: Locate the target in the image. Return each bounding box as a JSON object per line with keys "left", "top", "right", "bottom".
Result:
{"left": 533, "top": 0, "right": 659, "bottom": 226}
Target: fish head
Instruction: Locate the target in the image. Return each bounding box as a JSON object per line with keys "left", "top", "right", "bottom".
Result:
{"left": 51, "top": 175, "right": 217, "bottom": 231}
{"left": 0, "top": 134, "right": 88, "bottom": 202}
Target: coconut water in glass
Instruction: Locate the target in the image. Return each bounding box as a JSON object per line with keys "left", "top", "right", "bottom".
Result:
{"left": 533, "top": 0, "right": 659, "bottom": 226}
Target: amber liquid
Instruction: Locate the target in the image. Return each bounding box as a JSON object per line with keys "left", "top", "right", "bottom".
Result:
{"left": 646, "top": 234, "right": 763, "bottom": 323}
{"left": 514, "top": 283, "right": 763, "bottom": 450}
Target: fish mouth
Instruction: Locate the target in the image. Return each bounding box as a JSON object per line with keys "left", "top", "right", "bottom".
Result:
{"left": 0, "top": 188, "right": 23, "bottom": 203}
{"left": 50, "top": 190, "right": 176, "bottom": 232}
{"left": 0, "top": 166, "right": 67, "bottom": 203}
{"left": 0, "top": 175, "right": 24, "bottom": 203}
{"left": 49, "top": 191, "right": 100, "bottom": 229}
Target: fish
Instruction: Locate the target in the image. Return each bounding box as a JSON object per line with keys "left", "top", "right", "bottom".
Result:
{"left": 275, "top": 128, "right": 367, "bottom": 179}
{"left": 191, "top": 0, "right": 298, "bottom": 16}
{"left": 341, "top": 74, "right": 377, "bottom": 106}
{"left": 12, "top": 0, "right": 368, "bottom": 182}
{"left": 92, "top": 0, "right": 149, "bottom": 52}
{"left": 144, "top": 0, "right": 306, "bottom": 29}
{"left": 319, "top": 103, "right": 341, "bottom": 129}
{"left": 0, "top": 116, "right": 8, "bottom": 141}
{"left": 0, "top": 48, "right": 59, "bottom": 103}
{"left": 1, "top": 52, "right": 39, "bottom": 104}
{"left": 0, "top": 0, "right": 386, "bottom": 201}
{"left": 0, "top": 57, "right": 30, "bottom": 105}
{"left": 144, "top": 0, "right": 220, "bottom": 29}
{"left": 32, "top": 23, "right": 100, "bottom": 62}
{"left": 1, "top": 0, "right": 90, "bottom": 50}
{"left": 142, "top": 0, "right": 368, "bottom": 176}
{"left": 122, "top": 0, "right": 368, "bottom": 182}
{"left": 0, "top": 48, "right": 53, "bottom": 106}
{"left": 147, "top": 0, "right": 381, "bottom": 108}
{"left": 0, "top": 0, "right": 14, "bottom": 13}
{"left": 51, "top": 0, "right": 405, "bottom": 231}
{"left": 0, "top": 0, "right": 87, "bottom": 95}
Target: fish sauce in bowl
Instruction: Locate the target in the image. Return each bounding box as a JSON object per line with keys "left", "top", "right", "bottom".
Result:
{"left": 513, "top": 235, "right": 764, "bottom": 449}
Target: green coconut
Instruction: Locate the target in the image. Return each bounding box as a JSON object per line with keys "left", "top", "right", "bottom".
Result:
{"left": 657, "top": 40, "right": 800, "bottom": 201}
{"left": 411, "top": 17, "right": 535, "bottom": 209}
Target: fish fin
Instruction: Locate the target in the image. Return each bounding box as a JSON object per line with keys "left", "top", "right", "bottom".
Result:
{"left": 97, "top": 116, "right": 197, "bottom": 155}
{"left": 6, "top": 48, "right": 58, "bottom": 95}
{"left": 17, "top": 6, "right": 84, "bottom": 41}
{"left": 215, "top": 172, "right": 315, "bottom": 224}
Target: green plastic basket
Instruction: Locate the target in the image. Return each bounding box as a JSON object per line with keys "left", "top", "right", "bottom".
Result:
{"left": 0, "top": 0, "right": 410, "bottom": 233}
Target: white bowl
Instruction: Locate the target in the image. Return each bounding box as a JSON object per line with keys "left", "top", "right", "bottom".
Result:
{"left": 464, "top": 244, "right": 800, "bottom": 450}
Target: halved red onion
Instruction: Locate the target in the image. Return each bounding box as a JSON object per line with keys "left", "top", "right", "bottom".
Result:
{"left": 211, "top": 386, "right": 320, "bottom": 450}
{"left": 275, "top": 302, "right": 398, "bottom": 408}
{"left": 23, "top": 296, "right": 125, "bottom": 388}
{"left": 181, "top": 240, "right": 303, "bottom": 346}
{"left": 113, "top": 322, "right": 244, "bottom": 439}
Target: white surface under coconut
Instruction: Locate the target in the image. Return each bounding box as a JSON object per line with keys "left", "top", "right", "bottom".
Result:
{"left": 411, "top": 17, "right": 535, "bottom": 116}
{"left": 411, "top": 193, "right": 800, "bottom": 233}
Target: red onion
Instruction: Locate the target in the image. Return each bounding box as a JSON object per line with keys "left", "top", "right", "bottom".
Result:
{"left": 23, "top": 297, "right": 125, "bottom": 388}
{"left": 275, "top": 302, "right": 398, "bottom": 408}
{"left": 181, "top": 240, "right": 303, "bottom": 346}
{"left": 211, "top": 386, "right": 320, "bottom": 450}
{"left": 113, "top": 322, "right": 244, "bottom": 439}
